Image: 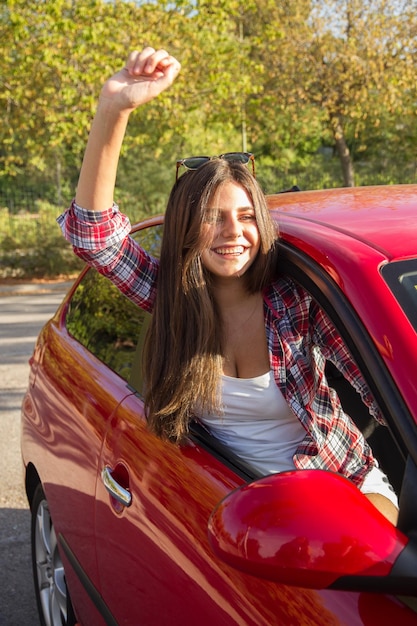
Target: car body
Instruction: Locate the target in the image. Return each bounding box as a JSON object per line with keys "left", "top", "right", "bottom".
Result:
{"left": 22, "top": 185, "right": 417, "bottom": 625}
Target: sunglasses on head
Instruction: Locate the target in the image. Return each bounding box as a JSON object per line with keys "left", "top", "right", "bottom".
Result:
{"left": 175, "top": 152, "right": 255, "bottom": 181}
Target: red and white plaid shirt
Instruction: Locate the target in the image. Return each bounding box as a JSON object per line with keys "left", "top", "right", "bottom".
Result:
{"left": 58, "top": 200, "right": 380, "bottom": 487}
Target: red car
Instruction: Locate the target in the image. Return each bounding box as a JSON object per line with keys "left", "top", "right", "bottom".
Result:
{"left": 22, "top": 185, "right": 417, "bottom": 626}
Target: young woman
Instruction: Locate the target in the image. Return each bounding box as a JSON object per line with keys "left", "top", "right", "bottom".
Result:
{"left": 59, "top": 47, "right": 398, "bottom": 523}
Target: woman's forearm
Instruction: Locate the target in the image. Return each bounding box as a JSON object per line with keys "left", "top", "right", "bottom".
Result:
{"left": 75, "top": 98, "right": 131, "bottom": 211}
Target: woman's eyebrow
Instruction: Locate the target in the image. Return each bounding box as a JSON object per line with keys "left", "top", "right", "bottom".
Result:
{"left": 207, "top": 206, "right": 255, "bottom": 212}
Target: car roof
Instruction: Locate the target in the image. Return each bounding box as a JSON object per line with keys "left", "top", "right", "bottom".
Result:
{"left": 267, "top": 184, "right": 417, "bottom": 262}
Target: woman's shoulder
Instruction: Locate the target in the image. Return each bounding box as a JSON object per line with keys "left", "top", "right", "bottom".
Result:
{"left": 264, "top": 274, "right": 312, "bottom": 316}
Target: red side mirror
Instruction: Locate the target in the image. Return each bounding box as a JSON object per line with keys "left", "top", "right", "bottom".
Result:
{"left": 208, "top": 470, "right": 411, "bottom": 591}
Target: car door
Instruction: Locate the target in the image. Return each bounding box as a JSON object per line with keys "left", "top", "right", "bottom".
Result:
{"left": 96, "top": 389, "right": 373, "bottom": 626}
{"left": 94, "top": 350, "right": 417, "bottom": 626}
{"left": 34, "top": 265, "right": 155, "bottom": 625}
{"left": 93, "top": 220, "right": 417, "bottom": 625}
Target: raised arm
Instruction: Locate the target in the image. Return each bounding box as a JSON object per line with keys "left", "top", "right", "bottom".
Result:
{"left": 75, "top": 47, "right": 181, "bottom": 211}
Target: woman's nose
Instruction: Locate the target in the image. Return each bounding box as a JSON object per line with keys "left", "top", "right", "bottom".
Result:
{"left": 221, "top": 215, "right": 240, "bottom": 238}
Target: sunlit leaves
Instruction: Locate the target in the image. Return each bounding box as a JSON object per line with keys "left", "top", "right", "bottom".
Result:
{"left": 1, "top": 0, "right": 417, "bottom": 197}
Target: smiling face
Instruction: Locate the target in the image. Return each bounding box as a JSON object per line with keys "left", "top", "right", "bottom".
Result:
{"left": 200, "top": 181, "right": 261, "bottom": 281}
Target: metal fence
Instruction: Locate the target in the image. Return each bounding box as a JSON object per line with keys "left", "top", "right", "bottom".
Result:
{"left": 0, "top": 189, "right": 42, "bottom": 214}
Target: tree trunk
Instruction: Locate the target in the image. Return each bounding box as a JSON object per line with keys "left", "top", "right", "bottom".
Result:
{"left": 330, "top": 114, "right": 355, "bottom": 187}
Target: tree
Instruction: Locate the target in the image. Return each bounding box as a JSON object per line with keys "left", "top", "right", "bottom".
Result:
{"left": 220, "top": 0, "right": 417, "bottom": 187}
{"left": 2, "top": 0, "right": 416, "bottom": 204}
{"left": 0, "top": 0, "right": 187, "bottom": 201}
{"left": 266, "top": 0, "right": 417, "bottom": 186}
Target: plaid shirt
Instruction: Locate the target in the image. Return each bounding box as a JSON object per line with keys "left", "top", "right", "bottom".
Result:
{"left": 58, "top": 201, "right": 379, "bottom": 487}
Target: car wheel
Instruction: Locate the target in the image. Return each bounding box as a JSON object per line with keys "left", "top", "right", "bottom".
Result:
{"left": 31, "top": 483, "right": 76, "bottom": 626}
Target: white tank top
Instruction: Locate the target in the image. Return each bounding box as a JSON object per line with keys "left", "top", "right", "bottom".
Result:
{"left": 198, "top": 370, "right": 306, "bottom": 474}
{"left": 198, "top": 372, "right": 399, "bottom": 506}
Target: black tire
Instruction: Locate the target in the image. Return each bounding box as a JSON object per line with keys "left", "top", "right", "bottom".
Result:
{"left": 31, "top": 483, "right": 77, "bottom": 626}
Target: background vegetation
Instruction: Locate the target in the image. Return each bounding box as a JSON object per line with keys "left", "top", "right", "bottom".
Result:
{"left": 1, "top": 0, "right": 417, "bottom": 277}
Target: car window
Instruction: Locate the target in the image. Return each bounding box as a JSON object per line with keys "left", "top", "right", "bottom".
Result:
{"left": 276, "top": 249, "right": 407, "bottom": 496}
{"left": 65, "top": 224, "right": 163, "bottom": 394}
{"left": 381, "top": 258, "right": 417, "bottom": 332}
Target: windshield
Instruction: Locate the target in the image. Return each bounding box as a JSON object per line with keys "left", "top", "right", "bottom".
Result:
{"left": 381, "top": 259, "right": 417, "bottom": 332}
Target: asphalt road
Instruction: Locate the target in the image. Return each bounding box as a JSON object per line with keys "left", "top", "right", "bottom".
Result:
{"left": 0, "top": 281, "right": 73, "bottom": 626}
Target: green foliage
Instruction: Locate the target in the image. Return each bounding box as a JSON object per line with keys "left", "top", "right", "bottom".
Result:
{"left": 1, "top": 0, "right": 417, "bottom": 278}
{"left": 0, "top": 201, "right": 84, "bottom": 278}
{"left": 66, "top": 269, "right": 146, "bottom": 380}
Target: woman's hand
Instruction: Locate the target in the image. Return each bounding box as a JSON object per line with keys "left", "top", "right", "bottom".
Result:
{"left": 100, "top": 47, "right": 181, "bottom": 112}
{"left": 75, "top": 46, "right": 180, "bottom": 210}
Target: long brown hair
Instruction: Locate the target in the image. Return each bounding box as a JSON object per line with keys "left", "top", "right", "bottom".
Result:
{"left": 144, "top": 159, "right": 279, "bottom": 441}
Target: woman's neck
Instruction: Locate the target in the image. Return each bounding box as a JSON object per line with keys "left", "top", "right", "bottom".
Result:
{"left": 212, "top": 277, "right": 253, "bottom": 309}
{"left": 211, "top": 279, "right": 262, "bottom": 323}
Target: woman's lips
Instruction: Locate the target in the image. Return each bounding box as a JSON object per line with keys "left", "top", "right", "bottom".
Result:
{"left": 212, "top": 246, "right": 246, "bottom": 256}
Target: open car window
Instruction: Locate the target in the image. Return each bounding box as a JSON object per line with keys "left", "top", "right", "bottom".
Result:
{"left": 277, "top": 245, "right": 409, "bottom": 499}
{"left": 192, "top": 274, "right": 407, "bottom": 493}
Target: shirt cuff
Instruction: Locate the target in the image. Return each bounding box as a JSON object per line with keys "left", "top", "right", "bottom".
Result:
{"left": 72, "top": 200, "right": 120, "bottom": 224}
{"left": 57, "top": 199, "right": 131, "bottom": 251}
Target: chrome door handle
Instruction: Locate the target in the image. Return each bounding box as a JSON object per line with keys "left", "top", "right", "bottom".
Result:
{"left": 102, "top": 466, "right": 132, "bottom": 507}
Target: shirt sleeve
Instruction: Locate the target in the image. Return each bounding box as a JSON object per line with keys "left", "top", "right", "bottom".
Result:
{"left": 57, "top": 200, "right": 159, "bottom": 312}
{"left": 57, "top": 201, "right": 131, "bottom": 251}
{"left": 310, "top": 299, "right": 385, "bottom": 424}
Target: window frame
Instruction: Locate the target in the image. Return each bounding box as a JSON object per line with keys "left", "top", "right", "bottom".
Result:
{"left": 277, "top": 242, "right": 413, "bottom": 464}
